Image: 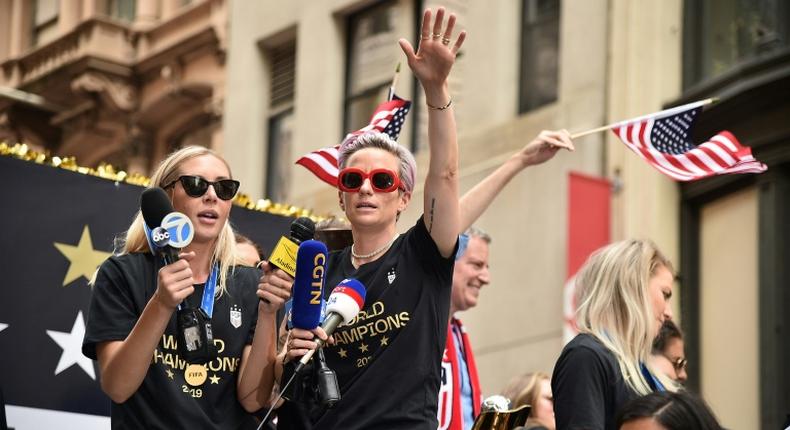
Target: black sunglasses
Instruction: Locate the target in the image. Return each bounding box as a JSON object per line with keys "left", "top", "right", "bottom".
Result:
{"left": 164, "top": 175, "right": 240, "bottom": 201}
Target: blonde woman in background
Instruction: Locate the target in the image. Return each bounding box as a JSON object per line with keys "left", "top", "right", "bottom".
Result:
{"left": 552, "top": 239, "right": 677, "bottom": 430}
{"left": 83, "top": 146, "right": 287, "bottom": 428}
{"left": 501, "top": 372, "right": 555, "bottom": 430}
{"left": 235, "top": 233, "right": 265, "bottom": 267}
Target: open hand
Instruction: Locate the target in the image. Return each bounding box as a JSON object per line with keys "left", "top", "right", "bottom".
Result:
{"left": 398, "top": 8, "right": 466, "bottom": 92}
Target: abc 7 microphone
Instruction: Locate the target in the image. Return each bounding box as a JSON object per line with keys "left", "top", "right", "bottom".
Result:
{"left": 154, "top": 212, "right": 217, "bottom": 364}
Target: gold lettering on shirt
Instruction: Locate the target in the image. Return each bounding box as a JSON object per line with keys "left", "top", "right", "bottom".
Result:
{"left": 328, "top": 301, "right": 411, "bottom": 369}
{"left": 152, "top": 334, "right": 242, "bottom": 397}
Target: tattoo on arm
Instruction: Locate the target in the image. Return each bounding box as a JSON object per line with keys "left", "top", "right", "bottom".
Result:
{"left": 428, "top": 198, "right": 436, "bottom": 233}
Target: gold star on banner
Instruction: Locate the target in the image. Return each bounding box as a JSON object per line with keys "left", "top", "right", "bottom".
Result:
{"left": 209, "top": 374, "right": 220, "bottom": 384}
{"left": 380, "top": 336, "right": 389, "bottom": 346}
{"left": 338, "top": 348, "right": 348, "bottom": 358}
{"left": 358, "top": 342, "right": 368, "bottom": 353}
{"left": 54, "top": 225, "right": 111, "bottom": 286}
{"left": 166, "top": 368, "right": 174, "bottom": 379}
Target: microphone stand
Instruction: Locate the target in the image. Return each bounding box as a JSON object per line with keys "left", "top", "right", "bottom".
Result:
{"left": 256, "top": 349, "right": 341, "bottom": 429}
{"left": 314, "top": 349, "right": 340, "bottom": 408}
{"left": 256, "top": 370, "right": 298, "bottom": 430}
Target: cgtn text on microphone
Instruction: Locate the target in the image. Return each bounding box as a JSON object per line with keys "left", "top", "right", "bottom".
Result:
{"left": 290, "top": 239, "right": 328, "bottom": 330}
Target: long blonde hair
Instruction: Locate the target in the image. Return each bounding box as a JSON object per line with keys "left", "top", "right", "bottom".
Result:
{"left": 574, "top": 239, "right": 677, "bottom": 395}
{"left": 114, "top": 146, "right": 240, "bottom": 297}
{"left": 501, "top": 371, "right": 550, "bottom": 410}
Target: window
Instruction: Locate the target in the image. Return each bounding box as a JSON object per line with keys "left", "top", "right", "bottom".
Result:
{"left": 101, "top": 0, "right": 136, "bottom": 22}
{"left": 32, "top": 0, "right": 59, "bottom": 47}
{"left": 684, "top": 0, "right": 790, "bottom": 87}
{"left": 266, "top": 110, "right": 294, "bottom": 203}
{"left": 344, "top": 1, "right": 401, "bottom": 134}
{"left": 265, "top": 41, "right": 296, "bottom": 203}
{"left": 518, "top": 0, "right": 560, "bottom": 113}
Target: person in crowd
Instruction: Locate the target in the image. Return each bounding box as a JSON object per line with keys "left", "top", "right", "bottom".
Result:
{"left": 501, "top": 372, "right": 556, "bottom": 430}
{"left": 277, "top": 7, "right": 466, "bottom": 429}
{"left": 616, "top": 391, "right": 723, "bottom": 430}
{"left": 83, "top": 146, "right": 287, "bottom": 428}
{"left": 439, "top": 227, "right": 490, "bottom": 430}
{"left": 552, "top": 239, "right": 678, "bottom": 430}
{"left": 236, "top": 233, "right": 265, "bottom": 267}
{"left": 314, "top": 216, "right": 354, "bottom": 252}
{"left": 440, "top": 129, "right": 574, "bottom": 430}
{"left": 650, "top": 319, "right": 687, "bottom": 384}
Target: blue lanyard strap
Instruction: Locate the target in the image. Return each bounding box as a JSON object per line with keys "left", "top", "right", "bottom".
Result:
{"left": 640, "top": 362, "right": 666, "bottom": 392}
{"left": 200, "top": 263, "right": 219, "bottom": 318}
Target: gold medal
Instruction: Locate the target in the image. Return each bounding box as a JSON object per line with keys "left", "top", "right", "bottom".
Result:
{"left": 184, "top": 364, "right": 207, "bottom": 386}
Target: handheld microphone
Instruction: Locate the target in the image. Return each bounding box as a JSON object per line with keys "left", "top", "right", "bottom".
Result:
{"left": 294, "top": 278, "right": 366, "bottom": 373}
{"left": 290, "top": 240, "right": 328, "bottom": 330}
{"left": 268, "top": 217, "right": 316, "bottom": 277}
{"left": 141, "top": 188, "right": 177, "bottom": 261}
{"left": 140, "top": 188, "right": 195, "bottom": 262}
{"left": 141, "top": 188, "right": 209, "bottom": 364}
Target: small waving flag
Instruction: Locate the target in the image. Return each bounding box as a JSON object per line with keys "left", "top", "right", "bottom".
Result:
{"left": 296, "top": 95, "right": 411, "bottom": 187}
{"left": 612, "top": 100, "right": 766, "bottom": 181}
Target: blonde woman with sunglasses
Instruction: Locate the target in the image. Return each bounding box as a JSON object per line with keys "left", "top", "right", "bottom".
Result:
{"left": 83, "top": 146, "right": 286, "bottom": 428}
{"left": 277, "top": 7, "right": 466, "bottom": 429}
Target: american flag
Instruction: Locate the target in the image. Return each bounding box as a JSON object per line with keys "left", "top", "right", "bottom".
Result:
{"left": 296, "top": 95, "right": 411, "bottom": 187}
{"left": 612, "top": 101, "right": 766, "bottom": 181}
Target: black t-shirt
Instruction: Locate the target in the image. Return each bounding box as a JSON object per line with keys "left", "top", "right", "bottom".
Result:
{"left": 551, "top": 333, "right": 639, "bottom": 430}
{"left": 279, "top": 217, "right": 456, "bottom": 429}
{"left": 82, "top": 253, "right": 260, "bottom": 429}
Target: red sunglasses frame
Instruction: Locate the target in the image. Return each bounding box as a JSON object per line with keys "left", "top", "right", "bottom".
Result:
{"left": 337, "top": 167, "right": 402, "bottom": 193}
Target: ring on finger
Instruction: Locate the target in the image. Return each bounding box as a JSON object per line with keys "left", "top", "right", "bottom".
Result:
{"left": 432, "top": 32, "right": 442, "bottom": 39}
{"left": 442, "top": 37, "right": 451, "bottom": 45}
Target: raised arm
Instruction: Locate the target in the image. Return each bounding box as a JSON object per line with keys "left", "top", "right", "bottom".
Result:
{"left": 459, "top": 130, "right": 574, "bottom": 232}
{"left": 399, "top": 8, "right": 467, "bottom": 257}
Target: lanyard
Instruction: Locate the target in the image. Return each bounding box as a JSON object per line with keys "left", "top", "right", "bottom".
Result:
{"left": 199, "top": 263, "right": 219, "bottom": 319}
{"left": 641, "top": 362, "right": 666, "bottom": 392}
{"left": 162, "top": 257, "right": 219, "bottom": 319}
{"left": 146, "top": 222, "right": 219, "bottom": 318}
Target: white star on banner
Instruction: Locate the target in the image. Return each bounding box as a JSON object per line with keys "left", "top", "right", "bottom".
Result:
{"left": 0, "top": 323, "right": 7, "bottom": 333}
{"left": 46, "top": 311, "right": 96, "bottom": 380}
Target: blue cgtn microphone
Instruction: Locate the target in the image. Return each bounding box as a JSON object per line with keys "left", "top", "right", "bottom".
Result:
{"left": 290, "top": 240, "right": 328, "bottom": 330}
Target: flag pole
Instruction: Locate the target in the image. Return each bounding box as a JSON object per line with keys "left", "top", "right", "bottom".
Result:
{"left": 387, "top": 62, "right": 401, "bottom": 102}
{"left": 570, "top": 98, "right": 719, "bottom": 139}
